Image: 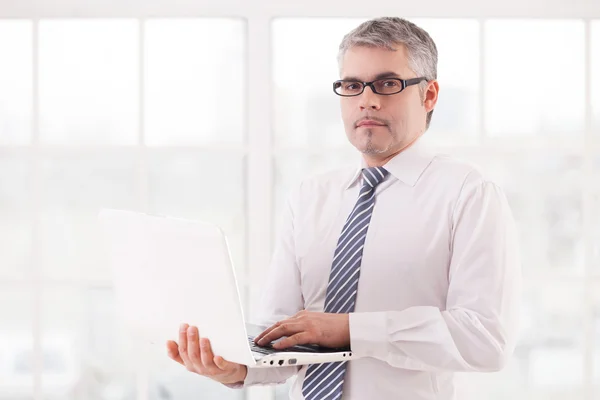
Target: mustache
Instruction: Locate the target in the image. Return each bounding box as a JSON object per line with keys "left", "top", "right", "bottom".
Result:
{"left": 354, "top": 116, "right": 389, "bottom": 128}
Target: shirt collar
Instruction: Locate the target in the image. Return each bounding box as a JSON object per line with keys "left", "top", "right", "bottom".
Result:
{"left": 345, "top": 137, "right": 435, "bottom": 189}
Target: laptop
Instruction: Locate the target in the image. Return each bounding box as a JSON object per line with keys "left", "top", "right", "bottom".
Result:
{"left": 98, "top": 208, "right": 356, "bottom": 368}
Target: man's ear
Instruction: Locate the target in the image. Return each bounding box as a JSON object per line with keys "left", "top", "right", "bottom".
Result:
{"left": 423, "top": 80, "right": 439, "bottom": 112}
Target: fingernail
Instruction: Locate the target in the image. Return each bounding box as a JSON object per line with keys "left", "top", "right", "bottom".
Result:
{"left": 201, "top": 338, "right": 209, "bottom": 347}
{"left": 187, "top": 326, "right": 195, "bottom": 336}
{"left": 180, "top": 323, "right": 187, "bottom": 333}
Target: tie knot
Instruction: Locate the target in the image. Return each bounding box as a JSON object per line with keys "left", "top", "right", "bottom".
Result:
{"left": 361, "top": 167, "right": 388, "bottom": 188}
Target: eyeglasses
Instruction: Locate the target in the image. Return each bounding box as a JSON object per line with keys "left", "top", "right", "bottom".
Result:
{"left": 333, "top": 77, "right": 428, "bottom": 97}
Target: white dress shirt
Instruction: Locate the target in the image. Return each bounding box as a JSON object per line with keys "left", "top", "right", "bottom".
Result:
{"left": 239, "top": 139, "right": 521, "bottom": 399}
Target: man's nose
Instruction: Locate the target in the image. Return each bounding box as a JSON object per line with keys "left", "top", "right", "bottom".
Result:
{"left": 359, "top": 85, "right": 381, "bottom": 111}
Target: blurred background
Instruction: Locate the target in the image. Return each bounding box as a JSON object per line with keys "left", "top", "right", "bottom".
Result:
{"left": 1, "top": 0, "right": 600, "bottom": 399}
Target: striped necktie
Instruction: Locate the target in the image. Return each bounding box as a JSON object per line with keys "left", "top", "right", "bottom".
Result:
{"left": 301, "top": 166, "right": 389, "bottom": 400}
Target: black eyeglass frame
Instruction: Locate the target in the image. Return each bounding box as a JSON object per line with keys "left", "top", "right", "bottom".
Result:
{"left": 332, "top": 77, "right": 428, "bottom": 97}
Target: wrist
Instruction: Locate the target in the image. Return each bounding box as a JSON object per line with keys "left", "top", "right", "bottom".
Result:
{"left": 232, "top": 365, "right": 247, "bottom": 384}
{"left": 219, "top": 365, "right": 248, "bottom": 388}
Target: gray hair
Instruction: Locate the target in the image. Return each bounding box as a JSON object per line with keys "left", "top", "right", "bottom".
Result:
{"left": 338, "top": 17, "right": 438, "bottom": 129}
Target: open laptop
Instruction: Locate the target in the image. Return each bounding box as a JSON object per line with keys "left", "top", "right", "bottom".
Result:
{"left": 98, "top": 208, "right": 356, "bottom": 368}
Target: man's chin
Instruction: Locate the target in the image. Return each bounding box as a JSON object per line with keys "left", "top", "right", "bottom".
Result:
{"left": 354, "top": 140, "right": 391, "bottom": 155}
{"left": 361, "top": 145, "right": 398, "bottom": 157}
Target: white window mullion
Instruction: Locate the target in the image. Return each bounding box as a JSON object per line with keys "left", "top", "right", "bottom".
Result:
{"left": 135, "top": 17, "right": 151, "bottom": 400}
{"left": 582, "top": 18, "right": 596, "bottom": 400}
{"left": 478, "top": 18, "right": 486, "bottom": 146}
{"left": 30, "top": 16, "right": 43, "bottom": 400}
{"left": 138, "top": 17, "right": 149, "bottom": 211}
{"left": 3, "top": 0, "right": 600, "bottom": 19}
{"left": 246, "top": 15, "right": 275, "bottom": 400}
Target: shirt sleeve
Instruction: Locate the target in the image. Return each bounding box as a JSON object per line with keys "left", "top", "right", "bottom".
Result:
{"left": 348, "top": 173, "right": 522, "bottom": 372}
{"left": 226, "top": 184, "right": 304, "bottom": 388}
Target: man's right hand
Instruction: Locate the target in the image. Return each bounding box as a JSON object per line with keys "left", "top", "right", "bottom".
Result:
{"left": 166, "top": 323, "right": 248, "bottom": 385}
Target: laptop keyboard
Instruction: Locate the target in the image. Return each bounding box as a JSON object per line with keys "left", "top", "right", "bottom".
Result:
{"left": 248, "top": 336, "right": 278, "bottom": 355}
{"left": 247, "top": 336, "right": 349, "bottom": 355}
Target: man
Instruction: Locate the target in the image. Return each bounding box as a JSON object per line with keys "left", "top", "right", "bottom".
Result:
{"left": 166, "top": 17, "right": 521, "bottom": 400}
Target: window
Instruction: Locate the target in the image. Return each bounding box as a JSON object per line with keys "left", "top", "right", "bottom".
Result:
{"left": 39, "top": 20, "right": 139, "bottom": 145}
{"left": 144, "top": 19, "right": 245, "bottom": 146}
{"left": 0, "top": 18, "right": 246, "bottom": 400}
{"left": 0, "top": 289, "right": 34, "bottom": 397}
{"left": 0, "top": 6, "right": 599, "bottom": 400}
{"left": 591, "top": 21, "right": 600, "bottom": 135}
{"left": 0, "top": 21, "right": 32, "bottom": 146}
{"left": 484, "top": 20, "right": 585, "bottom": 143}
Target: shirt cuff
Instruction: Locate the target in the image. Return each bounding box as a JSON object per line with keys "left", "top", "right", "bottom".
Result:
{"left": 349, "top": 311, "right": 388, "bottom": 359}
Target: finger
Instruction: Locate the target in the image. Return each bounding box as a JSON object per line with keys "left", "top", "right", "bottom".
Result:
{"left": 254, "top": 321, "right": 280, "bottom": 344}
{"left": 178, "top": 323, "right": 191, "bottom": 366}
{"left": 258, "top": 322, "right": 304, "bottom": 346}
{"left": 187, "top": 326, "right": 203, "bottom": 371}
{"left": 273, "top": 332, "right": 311, "bottom": 349}
{"left": 166, "top": 340, "right": 184, "bottom": 364}
{"left": 200, "top": 338, "right": 219, "bottom": 372}
{"left": 255, "top": 319, "right": 298, "bottom": 345}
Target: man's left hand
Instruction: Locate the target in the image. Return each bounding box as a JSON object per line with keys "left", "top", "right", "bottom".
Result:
{"left": 254, "top": 311, "right": 350, "bottom": 349}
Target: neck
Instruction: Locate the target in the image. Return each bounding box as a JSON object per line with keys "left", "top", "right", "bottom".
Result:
{"left": 362, "top": 135, "right": 421, "bottom": 168}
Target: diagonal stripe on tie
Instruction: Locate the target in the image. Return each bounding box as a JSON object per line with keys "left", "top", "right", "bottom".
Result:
{"left": 301, "top": 166, "right": 388, "bottom": 400}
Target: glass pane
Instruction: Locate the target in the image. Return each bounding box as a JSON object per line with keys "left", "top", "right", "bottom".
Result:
{"left": 146, "top": 151, "right": 246, "bottom": 289}
{"left": 41, "top": 287, "right": 137, "bottom": 400}
{"left": 458, "top": 281, "right": 585, "bottom": 400}
{"left": 144, "top": 19, "right": 245, "bottom": 146}
{"left": 273, "top": 150, "right": 357, "bottom": 234}
{"left": 411, "top": 19, "right": 479, "bottom": 144}
{"left": 594, "top": 163, "right": 600, "bottom": 277}
{"left": 39, "top": 20, "right": 138, "bottom": 145}
{"left": 593, "top": 21, "right": 600, "bottom": 135}
{"left": 0, "top": 288, "right": 33, "bottom": 400}
{"left": 0, "top": 154, "right": 33, "bottom": 279}
{"left": 39, "top": 152, "right": 138, "bottom": 281}
{"left": 272, "top": 18, "right": 365, "bottom": 148}
{"left": 0, "top": 20, "right": 32, "bottom": 145}
{"left": 594, "top": 282, "right": 600, "bottom": 391}
{"left": 452, "top": 150, "right": 583, "bottom": 277}
{"left": 485, "top": 20, "right": 585, "bottom": 140}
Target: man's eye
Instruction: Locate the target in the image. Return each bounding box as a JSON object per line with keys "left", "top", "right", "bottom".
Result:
{"left": 382, "top": 80, "right": 400, "bottom": 87}
{"left": 345, "top": 83, "right": 361, "bottom": 90}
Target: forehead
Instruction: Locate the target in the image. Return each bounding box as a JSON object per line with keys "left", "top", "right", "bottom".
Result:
{"left": 340, "top": 44, "right": 412, "bottom": 80}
